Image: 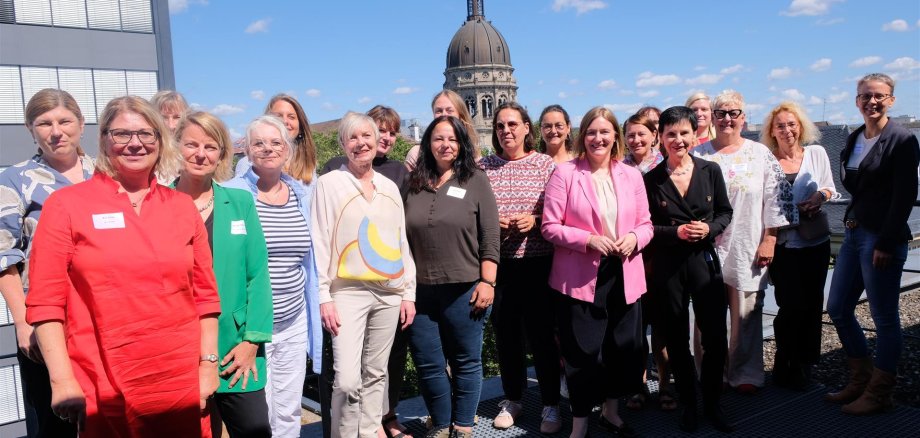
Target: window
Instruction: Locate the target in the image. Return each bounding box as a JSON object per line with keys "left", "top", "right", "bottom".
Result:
{"left": 126, "top": 70, "right": 157, "bottom": 100}
{"left": 0, "top": 0, "right": 15, "bottom": 23}
{"left": 14, "top": 0, "right": 53, "bottom": 25}
{"left": 58, "top": 68, "right": 97, "bottom": 123}
{"left": 21, "top": 67, "right": 59, "bottom": 104}
{"left": 119, "top": 0, "right": 151, "bottom": 32}
{"left": 8, "top": 0, "right": 153, "bottom": 32}
{"left": 465, "top": 96, "right": 477, "bottom": 118}
{"left": 51, "top": 0, "right": 88, "bottom": 28}
{"left": 86, "top": 0, "right": 121, "bottom": 30}
{"left": 0, "top": 66, "right": 25, "bottom": 124}
{"left": 93, "top": 69, "right": 127, "bottom": 116}
{"left": 481, "top": 95, "right": 493, "bottom": 119}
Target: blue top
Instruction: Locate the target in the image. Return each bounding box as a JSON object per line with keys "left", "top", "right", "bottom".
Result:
{"left": 0, "top": 154, "right": 95, "bottom": 288}
{"left": 222, "top": 166, "right": 323, "bottom": 373}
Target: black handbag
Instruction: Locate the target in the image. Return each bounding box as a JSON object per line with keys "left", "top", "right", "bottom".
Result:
{"left": 797, "top": 210, "right": 831, "bottom": 240}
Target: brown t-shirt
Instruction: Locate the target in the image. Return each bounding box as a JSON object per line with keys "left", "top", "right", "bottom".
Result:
{"left": 404, "top": 170, "right": 500, "bottom": 285}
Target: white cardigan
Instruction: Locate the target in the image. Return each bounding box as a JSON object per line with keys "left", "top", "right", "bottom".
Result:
{"left": 778, "top": 145, "right": 839, "bottom": 248}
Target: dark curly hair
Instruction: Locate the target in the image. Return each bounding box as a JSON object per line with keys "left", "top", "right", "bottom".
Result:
{"left": 409, "top": 116, "right": 479, "bottom": 193}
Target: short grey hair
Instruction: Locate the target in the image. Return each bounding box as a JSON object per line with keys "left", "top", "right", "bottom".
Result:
{"left": 245, "top": 115, "right": 294, "bottom": 163}
{"left": 712, "top": 89, "right": 745, "bottom": 111}
{"left": 337, "top": 111, "right": 380, "bottom": 149}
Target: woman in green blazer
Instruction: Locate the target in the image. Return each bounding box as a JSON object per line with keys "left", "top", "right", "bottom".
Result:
{"left": 172, "top": 111, "right": 273, "bottom": 438}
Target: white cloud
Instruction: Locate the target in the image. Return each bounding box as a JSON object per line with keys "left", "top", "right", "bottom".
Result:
{"left": 189, "top": 102, "right": 204, "bottom": 111}
{"left": 850, "top": 56, "right": 882, "bottom": 68}
{"left": 357, "top": 97, "right": 372, "bottom": 104}
{"left": 693, "top": 65, "right": 707, "bottom": 72}
{"left": 305, "top": 88, "right": 321, "bottom": 98}
{"left": 827, "top": 91, "right": 849, "bottom": 103}
{"left": 826, "top": 112, "right": 847, "bottom": 124}
{"left": 393, "top": 87, "right": 417, "bottom": 95}
{"left": 810, "top": 58, "right": 832, "bottom": 72}
{"left": 245, "top": 18, "right": 271, "bottom": 34}
{"left": 168, "top": 0, "right": 207, "bottom": 14}
{"left": 568, "top": 79, "right": 580, "bottom": 85}
{"left": 746, "top": 103, "right": 767, "bottom": 114}
{"left": 558, "top": 92, "right": 569, "bottom": 99}
{"left": 781, "top": 0, "right": 843, "bottom": 17}
{"left": 720, "top": 64, "right": 744, "bottom": 74}
{"left": 618, "top": 89, "right": 635, "bottom": 96}
{"left": 597, "top": 79, "right": 617, "bottom": 90}
{"left": 603, "top": 103, "right": 642, "bottom": 113}
{"left": 686, "top": 74, "right": 723, "bottom": 85}
{"left": 882, "top": 19, "right": 909, "bottom": 32}
{"left": 768, "top": 67, "right": 793, "bottom": 80}
{"left": 250, "top": 90, "right": 264, "bottom": 100}
{"left": 884, "top": 57, "right": 920, "bottom": 71}
{"left": 552, "top": 0, "right": 608, "bottom": 15}
{"left": 229, "top": 128, "right": 242, "bottom": 140}
{"left": 816, "top": 17, "right": 844, "bottom": 26}
{"left": 536, "top": 80, "right": 545, "bottom": 86}
{"left": 781, "top": 89, "right": 807, "bottom": 101}
{"left": 807, "top": 96, "right": 824, "bottom": 105}
{"left": 211, "top": 104, "right": 244, "bottom": 115}
{"left": 635, "top": 71, "right": 681, "bottom": 87}
{"left": 638, "top": 90, "right": 659, "bottom": 98}
{"left": 321, "top": 102, "right": 338, "bottom": 111}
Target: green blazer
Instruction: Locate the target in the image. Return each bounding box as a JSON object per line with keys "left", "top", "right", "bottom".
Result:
{"left": 207, "top": 184, "right": 274, "bottom": 393}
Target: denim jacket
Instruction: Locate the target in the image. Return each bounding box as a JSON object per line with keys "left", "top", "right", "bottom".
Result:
{"left": 222, "top": 167, "right": 322, "bottom": 373}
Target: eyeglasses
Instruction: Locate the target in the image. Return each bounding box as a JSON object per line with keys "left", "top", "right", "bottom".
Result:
{"left": 774, "top": 122, "right": 798, "bottom": 131}
{"left": 250, "top": 139, "right": 285, "bottom": 151}
{"left": 712, "top": 109, "right": 743, "bottom": 120}
{"left": 541, "top": 123, "right": 567, "bottom": 131}
{"left": 107, "top": 129, "right": 158, "bottom": 145}
{"left": 856, "top": 93, "right": 892, "bottom": 103}
{"left": 495, "top": 121, "right": 523, "bottom": 131}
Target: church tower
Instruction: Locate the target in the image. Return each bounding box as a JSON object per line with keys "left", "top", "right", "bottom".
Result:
{"left": 444, "top": 0, "right": 518, "bottom": 151}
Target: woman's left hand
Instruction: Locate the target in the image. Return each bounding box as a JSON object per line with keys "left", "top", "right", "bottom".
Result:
{"left": 220, "top": 341, "right": 259, "bottom": 390}
{"left": 469, "top": 282, "right": 494, "bottom": 314}
{"left": 511, "top": 214, "right": 536, "bottom": 233}
{"left": 611, "top": 232, "right": 638, "bottom": 257}
{"left": 755, "top": 238, "right": 776, "bottom": 267}
{"left": 399, "top": 300, "right": 416, "bottom": 330}
{"left": 797, "top": 191, "right": 824, "bottom": 217}
{"left": 199, "top": 361, "right": 219, "bottom": 411}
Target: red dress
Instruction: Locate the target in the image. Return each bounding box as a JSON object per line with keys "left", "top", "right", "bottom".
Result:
{"left": 27, "top": 172, "right": 221, "bottom": 438}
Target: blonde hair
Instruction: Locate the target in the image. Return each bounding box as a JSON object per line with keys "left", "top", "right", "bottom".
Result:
{"left": 711, "top": 89, "right": 745, "bottom": 111}
{"left": 760, "top": 101, "right": 821, "bottom": 151}
{"left": 96, "top": 96, "right": 179, "bottom": 179}
{"left": 174, "top": 111, "right": 235, "bottom": 182}
{"left": 858, "top": 73, "right": 895, "bottom": 94}
{"left": 431, "top": 89, "right": 480, "bottom": 155}
{"left": 265, "top": 94, "right": 316, "bottom": 184}
{"left": 149, "top": 90, "right": 189, "bottom": 116}
{"left": 25, "top": 88, "right": 86, "bottom": 156}
{"left": 574, "top": 106, "right": 626, "bottom": 161}
{"left": 685, "top": 92, "right": 717, "bottom": 140}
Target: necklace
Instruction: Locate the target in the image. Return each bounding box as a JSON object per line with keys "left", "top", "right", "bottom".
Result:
{"left": 260, "top": 182, "right": 286, "bottom": 204}
{"left": 667, "top": 162, "right": 693, "bottom": 177}
{"left": 197, "top": 194, "right": 215, "bottom": 212}
{"left": 127, "top": 188, "right": 150, "bottom": 207}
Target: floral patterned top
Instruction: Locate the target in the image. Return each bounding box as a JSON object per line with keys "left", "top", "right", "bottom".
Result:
{"left": 693, "top": 140, "right": 789, "bottom": 291}
{"left": 623, "top": 147, "right": 665, "bottom": 175}
{"left": 0, "top": 154, "right": 94, "bottom": 289}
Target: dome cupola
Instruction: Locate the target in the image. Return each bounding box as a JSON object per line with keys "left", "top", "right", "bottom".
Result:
{"left": 445, "top": 0, "right": 511, "bottom": 69}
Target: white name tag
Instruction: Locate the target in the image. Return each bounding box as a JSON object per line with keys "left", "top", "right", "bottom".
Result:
{"left": 92, "top": 212, "right": 125, "bottom": 229}
{"left": 446, "top": 186, "right": 467, "bottom": 199}
{"left": 230, "top": 220, "right": 247, "bottom": 235}
{"left": 731, "top": 163, "right": 749, "bottom": 172}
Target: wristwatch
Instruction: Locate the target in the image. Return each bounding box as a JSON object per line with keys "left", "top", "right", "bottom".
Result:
{"left": 479, "top": 278, "right": 497, "bottom": 288}
{"left": 200, "top": 354, "right": 218, "bottom": 363}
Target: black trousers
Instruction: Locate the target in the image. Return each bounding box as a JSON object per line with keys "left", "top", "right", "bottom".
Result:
{"left": 653, "top": 246, "right": 728, "bottom": 408}
{"left": 17, "top": 350, "right": 76, "bottom": 438}
{"left": 210, "top": 389, "right": 271, "bottom": 438}
{"left": 556, "top": 258, "right": 644, "bottom": 417}
{"left": 771, "top": 241, "right": 831, "bottom": 366}
{"left": 492, "top": 256, "right": 562, "bottom": 406}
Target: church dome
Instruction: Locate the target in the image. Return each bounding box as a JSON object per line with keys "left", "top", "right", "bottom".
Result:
{"left": 445, "top": 6, "right": 510, "bottom": 69}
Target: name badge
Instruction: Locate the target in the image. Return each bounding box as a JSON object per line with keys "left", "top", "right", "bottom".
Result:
{"left": 230, "top": 220, "right": 247, "bottom": 235}
{"left": 731, "top": 163, "right": 749, "bottom": 172}
{"left": 92, "top": 212, "right": 125, "bottom": 229}
{"left": 446, "top": 186, "right": 466, "bottom": 199}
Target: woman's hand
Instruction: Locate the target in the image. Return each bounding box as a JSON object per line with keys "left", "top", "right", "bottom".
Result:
{"left": 611, "top": 232, "right": 638, "bottom": 257}
{"left": 399, "top": 300, "right": 416, "bottom": 331}
{"left": 51, "top": 378, "right": 86, "bottom": 431}
{"left": 510, "top": 214, "right": 537, "bottom": 233}
{"left": 755, "top": 236, "right": 776, "bottom": 267}
{"left": 199, "top": 361, "right": 219, "bottom": 411}
{"left": 469, "top": 282, "right": 494, "bottom": 314}
{"left": 679, "top": 221, "right": 710, "bottom": 242}
{"left": 498, "top": 217, "right": 512, "bottom": 230}
{"left": 320, "top": 302, "right": 341, "bottom": 336}
{"left": 587, "top": 235, "right": 617, "bottom": 255}
{"left": 797, "top": 191, "right": 824, "bottom": 218}
{"left": 873, "top": 249, "right": 893, "bottom": 270}
{"left": 220, "top": 341, "right": 259, "bottom": 390}
{"left": 15, "top": 322, "right": 43, "bottom": 363}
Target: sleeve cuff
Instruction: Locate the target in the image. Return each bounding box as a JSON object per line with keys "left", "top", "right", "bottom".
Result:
{"left": 26, "top": 306, "right": 65, "bottom": 325}
{"left": 242, "top": 331, "right": 273, "bottom": 344}
{"left": 196, "top": 301, "right": 222, "bottom": 317}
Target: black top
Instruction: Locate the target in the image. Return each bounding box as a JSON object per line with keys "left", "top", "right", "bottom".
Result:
{"left": 204, "top": 211, "right": 214, "bottom": 252}
{"left": 840, "top": 121, "right": 920, "bottom": 252}
{"left": 320, "top": 155, "right": 409, "bottom": 191}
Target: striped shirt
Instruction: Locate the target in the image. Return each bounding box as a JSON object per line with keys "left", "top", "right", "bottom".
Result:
{"left": 256, "top": 187, "right": 311, "bottom": 324}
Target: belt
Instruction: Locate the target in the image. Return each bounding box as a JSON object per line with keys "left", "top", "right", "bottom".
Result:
{"left": 845, "top": 219, "right": 859, "bottom": 229}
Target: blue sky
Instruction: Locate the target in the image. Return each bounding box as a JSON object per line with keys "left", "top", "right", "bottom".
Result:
{"left": 168, "top": 0, "right": 920, "bottom": 138}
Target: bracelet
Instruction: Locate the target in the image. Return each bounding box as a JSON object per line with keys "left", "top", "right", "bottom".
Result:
{"left": 817, "top": 190, "right": 828, "bottom": 202}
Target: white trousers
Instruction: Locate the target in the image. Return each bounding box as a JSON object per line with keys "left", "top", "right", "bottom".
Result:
{"left": 265, "top": 307, "right": 308, "bottom": 438}
{"left": 330, "top": 289, "right": 401, "bottom": 438}
{"left": 725, "top": 287, "right": 765, "bottom": 387}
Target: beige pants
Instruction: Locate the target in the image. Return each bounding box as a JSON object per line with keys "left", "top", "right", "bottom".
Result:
{"left": 330, "top": 288, "right": 402, "bottom": 438}
{"left": 692, "top": 287, "right": 765, "bottom": 388}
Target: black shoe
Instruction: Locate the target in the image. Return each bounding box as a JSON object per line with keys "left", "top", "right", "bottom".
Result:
{"left": 704, "top": 406, "right": 734, "bottom": 433}
{"left": 598, "top": 414, "right": 638, "bottom": 437}
{"left": 786, "top": 363, "right": 810, "bottom": 391}
{"left": 679, "top": 406, "right": 698, "bottom": 433}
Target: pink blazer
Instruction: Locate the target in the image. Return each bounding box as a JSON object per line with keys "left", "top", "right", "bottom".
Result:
{"left": 541, "top": 159, "right": 653, "bottom": 304}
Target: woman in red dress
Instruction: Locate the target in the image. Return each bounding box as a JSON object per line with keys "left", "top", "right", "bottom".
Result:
{"left": 26, "top": 96, "right": 221, "bottom": 437}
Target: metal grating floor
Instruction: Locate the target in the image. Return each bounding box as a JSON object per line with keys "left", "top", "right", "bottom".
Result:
{"left": 397, "top": 377, "right": 920, "bottom": 437}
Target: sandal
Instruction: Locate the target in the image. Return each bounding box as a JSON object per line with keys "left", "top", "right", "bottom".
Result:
{"left": 659, "top": 387, "right": 678, "bottom": 411}
{"left": 382, "top": 414, "right": 408, "bottom": 438}
{"left": 626, "top": 386, "right": 649, "bottom": 410}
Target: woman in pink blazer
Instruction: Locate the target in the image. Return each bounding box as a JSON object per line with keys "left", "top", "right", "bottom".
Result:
{"left": 541, "top": 106, "right": 653, "bottom": 438}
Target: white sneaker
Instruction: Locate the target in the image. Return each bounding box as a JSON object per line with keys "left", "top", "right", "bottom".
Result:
{"left": 540, "top": 405, "right": 562, "bottom": 434}
{"left": 492, "top": 399, "right": 522, "bottom": 429}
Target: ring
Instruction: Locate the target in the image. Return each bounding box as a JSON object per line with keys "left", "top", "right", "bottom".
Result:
{"left": 58, "top": 414, "right": 69, "bottom": 421}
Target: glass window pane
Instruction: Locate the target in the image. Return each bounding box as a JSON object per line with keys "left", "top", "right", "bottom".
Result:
{"left": 58, "top": 68, "right": 97, "bottom": 123}
{"left": 93, "top": 69, "right": 126, "bottom": 119}
{"left": 0, "top": 66, "right": 24, "bottom": 124}
{"left": 0, "top": 0, "right": 15, "bottom": 23}
{"left": 86, "top": 0, "right": 120, "bottom": 30}
{"left": 125, "top": 70, "right": 157, "bottom": 100}
{"left": 14, "top": 0, "right": 52, "bottom": 25}
{"left": 21, "top": 67, "right": 59, "bottom": 107}
{"left": 119, "top": 0, "right": 151, "bottom": 33}
{"left": 51, "top": 0, "right": 87, "bottom": 28}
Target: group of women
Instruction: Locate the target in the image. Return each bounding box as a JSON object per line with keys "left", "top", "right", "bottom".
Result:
{"left": 1, "top": 72, "right": 915, "bottom": 438}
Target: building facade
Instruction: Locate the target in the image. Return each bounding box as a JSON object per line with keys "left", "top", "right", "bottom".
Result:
{"left": 443, "top": 0, "right": 517, "bottom": 151}
{"left": 0, "top": 1, "right": 174, "bottom": 435}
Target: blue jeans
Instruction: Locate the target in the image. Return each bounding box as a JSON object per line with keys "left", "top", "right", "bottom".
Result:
{"left": 408, "top": 282, "right": 490, "bottom": 428}
{"left": 827, "top": 227, "right": 907, "bottom": 373}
